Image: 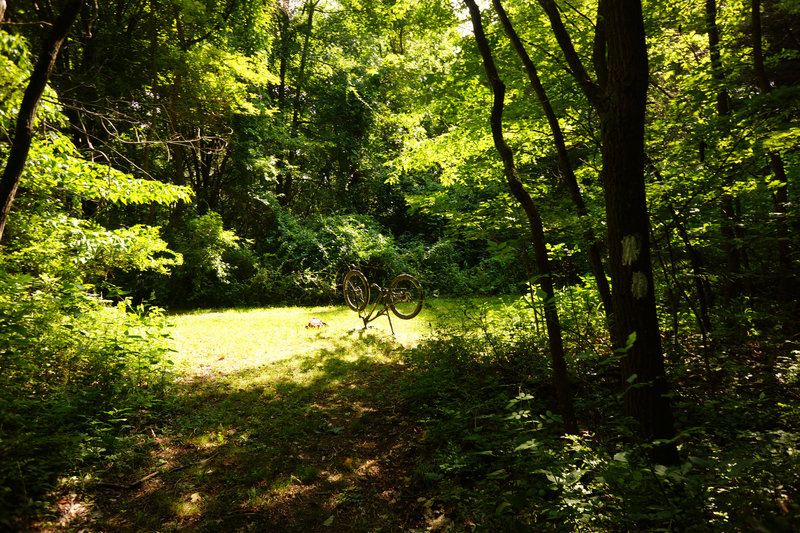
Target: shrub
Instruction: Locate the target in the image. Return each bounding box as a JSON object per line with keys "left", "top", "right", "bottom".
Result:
{"left": 149, "top": 211, "right": 257, "bottom": 308}
{"left": 0, "top": 274, "right": 174, "bottom": 523}
{"left": 399, "top": 301, "right": 800, "bottom": 531}
{"left": 257, "top": 212, "right": 411, "bottom": 304}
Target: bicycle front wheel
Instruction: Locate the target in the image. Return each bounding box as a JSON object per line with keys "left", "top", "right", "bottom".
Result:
{"left": 343, "top": 270, "right": 370, "bottom": 312}
{"left": 388, "top": 274, "right": 423, "bottom": 319}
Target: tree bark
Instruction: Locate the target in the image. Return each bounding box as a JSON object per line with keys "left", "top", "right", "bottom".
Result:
{"left": 0, "top": 0, "right": 82, "bottom": 243}
{"left": 539, "top": 0, "right": 678, "bottom": 463}
{"left": 600, "top": 0, "right": 677, "bottom": 465}
{"left": 752, "top": 0, "right": 791, "bottom": 301}
{"left": 705, "top": 0, "right": 743, "bottom": 305}
{"left": 277, "top": 0, "right": 317, "bottom": 207}
{"left": 464, "top": 0, "right": 577, "bottom": 434}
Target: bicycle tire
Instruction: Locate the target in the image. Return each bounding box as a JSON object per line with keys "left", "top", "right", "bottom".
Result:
{"left": 388, "top": 274, "right": 423, "bottom": 319}
{"left": 343, "top": 270, "right": 370, "bottom": 312}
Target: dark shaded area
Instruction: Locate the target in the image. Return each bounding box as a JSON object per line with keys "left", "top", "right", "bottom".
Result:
{"left": 13, "top": 334, "right": 433, "bottom": 532}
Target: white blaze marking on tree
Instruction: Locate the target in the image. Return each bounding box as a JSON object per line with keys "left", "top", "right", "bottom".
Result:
{"left": 632, "top": 271, "right": 648, "bottom": 299}
{"left": 621, "top": 235, "right": 640, "bottom": 265}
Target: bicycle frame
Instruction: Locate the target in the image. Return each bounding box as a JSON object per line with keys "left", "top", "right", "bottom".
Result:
{"left": 358, "top": 283, "right": 398, "bottom": 334}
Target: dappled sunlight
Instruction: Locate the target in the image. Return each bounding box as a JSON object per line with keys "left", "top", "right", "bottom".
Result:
{"left": 64, "top": 304, "right": 444, "bottom": 531}
{"left": 52, "top": 494, "right": 91, "bottom": 529}
{"left": 13, "top": 297, "right": 798, "bottom": 531}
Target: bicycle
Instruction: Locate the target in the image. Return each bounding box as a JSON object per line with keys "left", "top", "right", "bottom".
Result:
{"left": 343, "top": 270, "right": 424, "bottom": 334}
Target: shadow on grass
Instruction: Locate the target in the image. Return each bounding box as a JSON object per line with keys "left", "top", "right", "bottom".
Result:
{"left": 3, "top": 299, "right": 504, "bottom": 531}
{"left": 1, "top": 367, "right": 174, "bottom": 530}
{"left": 68, "top": 333, "right": 433, "bottom": 533}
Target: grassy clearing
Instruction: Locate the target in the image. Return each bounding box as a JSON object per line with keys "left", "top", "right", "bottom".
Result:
{"left": 25, "top": 295, "right": 798, "bottom": 531}
{"left": 171, "top": 304, "right": 422, "bottom": 373}
{"left": 40, "top": 299, "right": 476, "bottom": 532}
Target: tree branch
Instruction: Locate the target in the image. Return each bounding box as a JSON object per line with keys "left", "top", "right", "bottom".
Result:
{"left": 0, "top": 0, "right": 82, "bottom": 243}
{"left": 463, "top": 0, "right": 577, "bottom": 433}
{"left": 537, "top": 0, "right": 603, "bottom": 108}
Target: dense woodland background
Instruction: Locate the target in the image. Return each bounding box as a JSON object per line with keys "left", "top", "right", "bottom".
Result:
{"left": 1, "top": 0, "right": 799, "bottom": 530}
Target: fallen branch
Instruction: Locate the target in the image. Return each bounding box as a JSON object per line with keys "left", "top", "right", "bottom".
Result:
{"left": 96, "top": 450, "right": 220, "bottom": 491}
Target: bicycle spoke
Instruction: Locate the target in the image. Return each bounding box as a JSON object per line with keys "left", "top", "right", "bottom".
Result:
{"left": 343, "top": 270, "right": 370, "bottom": 312}
{"left": 388, "top": 274, "right": 423, "bottom": 319}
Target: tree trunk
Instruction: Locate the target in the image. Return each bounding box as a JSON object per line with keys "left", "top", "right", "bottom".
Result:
{"left": 465, "top": 0, "right": 577, "bottom": 434}
{"left": 538, "top": 0, "right": 678, "bottom": 463}
{"left": 604, "top": 0, "right": 675, "bottom": 460}
{"left": 278, "top": 0, "right": 317, "bottom": 207}
{"left": 492, "top": 0, "right": 614, "bottom": 332}
{"left": 752, "top": 0, "right": 791, "bottom": 301}
{"left": 705, "top": 0, "right": 743, "bottom": 305}
{"left": 600, "top": 0, "right": 678, "bottom": 465}
{"left": 0, "top": 0, "right": 82, "bottom": 243}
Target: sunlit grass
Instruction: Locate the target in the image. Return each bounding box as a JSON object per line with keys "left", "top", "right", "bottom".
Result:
{"left": 168, "top": 299, "right": 490, "bottom": 375}
{"left": 165, "top": 298, "right": 533, "bottom": 412}
{"left": 76, "top": 297, "right": 525, "bottom": 530}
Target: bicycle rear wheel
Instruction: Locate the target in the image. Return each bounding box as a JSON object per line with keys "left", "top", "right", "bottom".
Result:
{"left": 343, "top": 270, "right": 370, "bottom": 312}
{"left": 388, "top": 274, "right": 423, "bottom": 319}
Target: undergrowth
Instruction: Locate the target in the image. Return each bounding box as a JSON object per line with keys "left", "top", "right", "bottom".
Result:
{"left": 0, "top": 274, "right": 173, "bottom": 527}
{"left": 3, "top": 293, "right": 798, "bottom": 531}
{"left": 400, "top": 302, "right": 800, "bottom": 531}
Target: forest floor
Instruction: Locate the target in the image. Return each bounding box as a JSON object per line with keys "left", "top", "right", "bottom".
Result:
{"left": 43, "top": 303, "right": 462, "bottom": 532}
{"left": 25, "top": 300, "right": 800, "bottom": 532}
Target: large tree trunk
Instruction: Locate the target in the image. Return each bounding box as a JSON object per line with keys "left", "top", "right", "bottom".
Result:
{"left": 600, "top": 0, "right": 678, "bottom": 465}
{"left": 0, "top": 0, "right": 82, "bottom": 243}
{"left": 465, "top": 0, "right": 577, "bottom": 434}
{"left": 538, "top": 0, "right": 678, "bottom": 463}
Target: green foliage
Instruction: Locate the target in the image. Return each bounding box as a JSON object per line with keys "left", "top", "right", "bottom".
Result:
{"left": 0, "top": 26, "right": 194, "bottom": 526}
{"left": 400, "top": 237, "right": 528, "bottom": 297}
{"left": 400, "top": 305, "right": 800, "bottom": 531}
{"left": 0, "top": 30, "right": 63, "bottom": 130}
{"left": 257, "top": 211, "right": 411, "bottom": 304}
{"left": 0, "top": 127, "right": 189, "bottom": 298}
{"left": 1, "top": 27, "right": 192, "bottom": 289}
{"left": 1, "top": 0, "right": 799, "bottom": 527}
{"left": 6, "top": 213, "right": 181, "bottom": 282}
{"left": 142, "top": 211, "right": 253, "bottom": 308}
{"left": 22, "top": 132, "right": 192, "bottom": 207}
{"left": 142, "top": 210, "right": 410, "bottom": 307}
{"left": 0, "top": 276, "right": 174, "bottom": 522}
{"left": 143, "top": 206, "right": 533, "bottom": 308}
